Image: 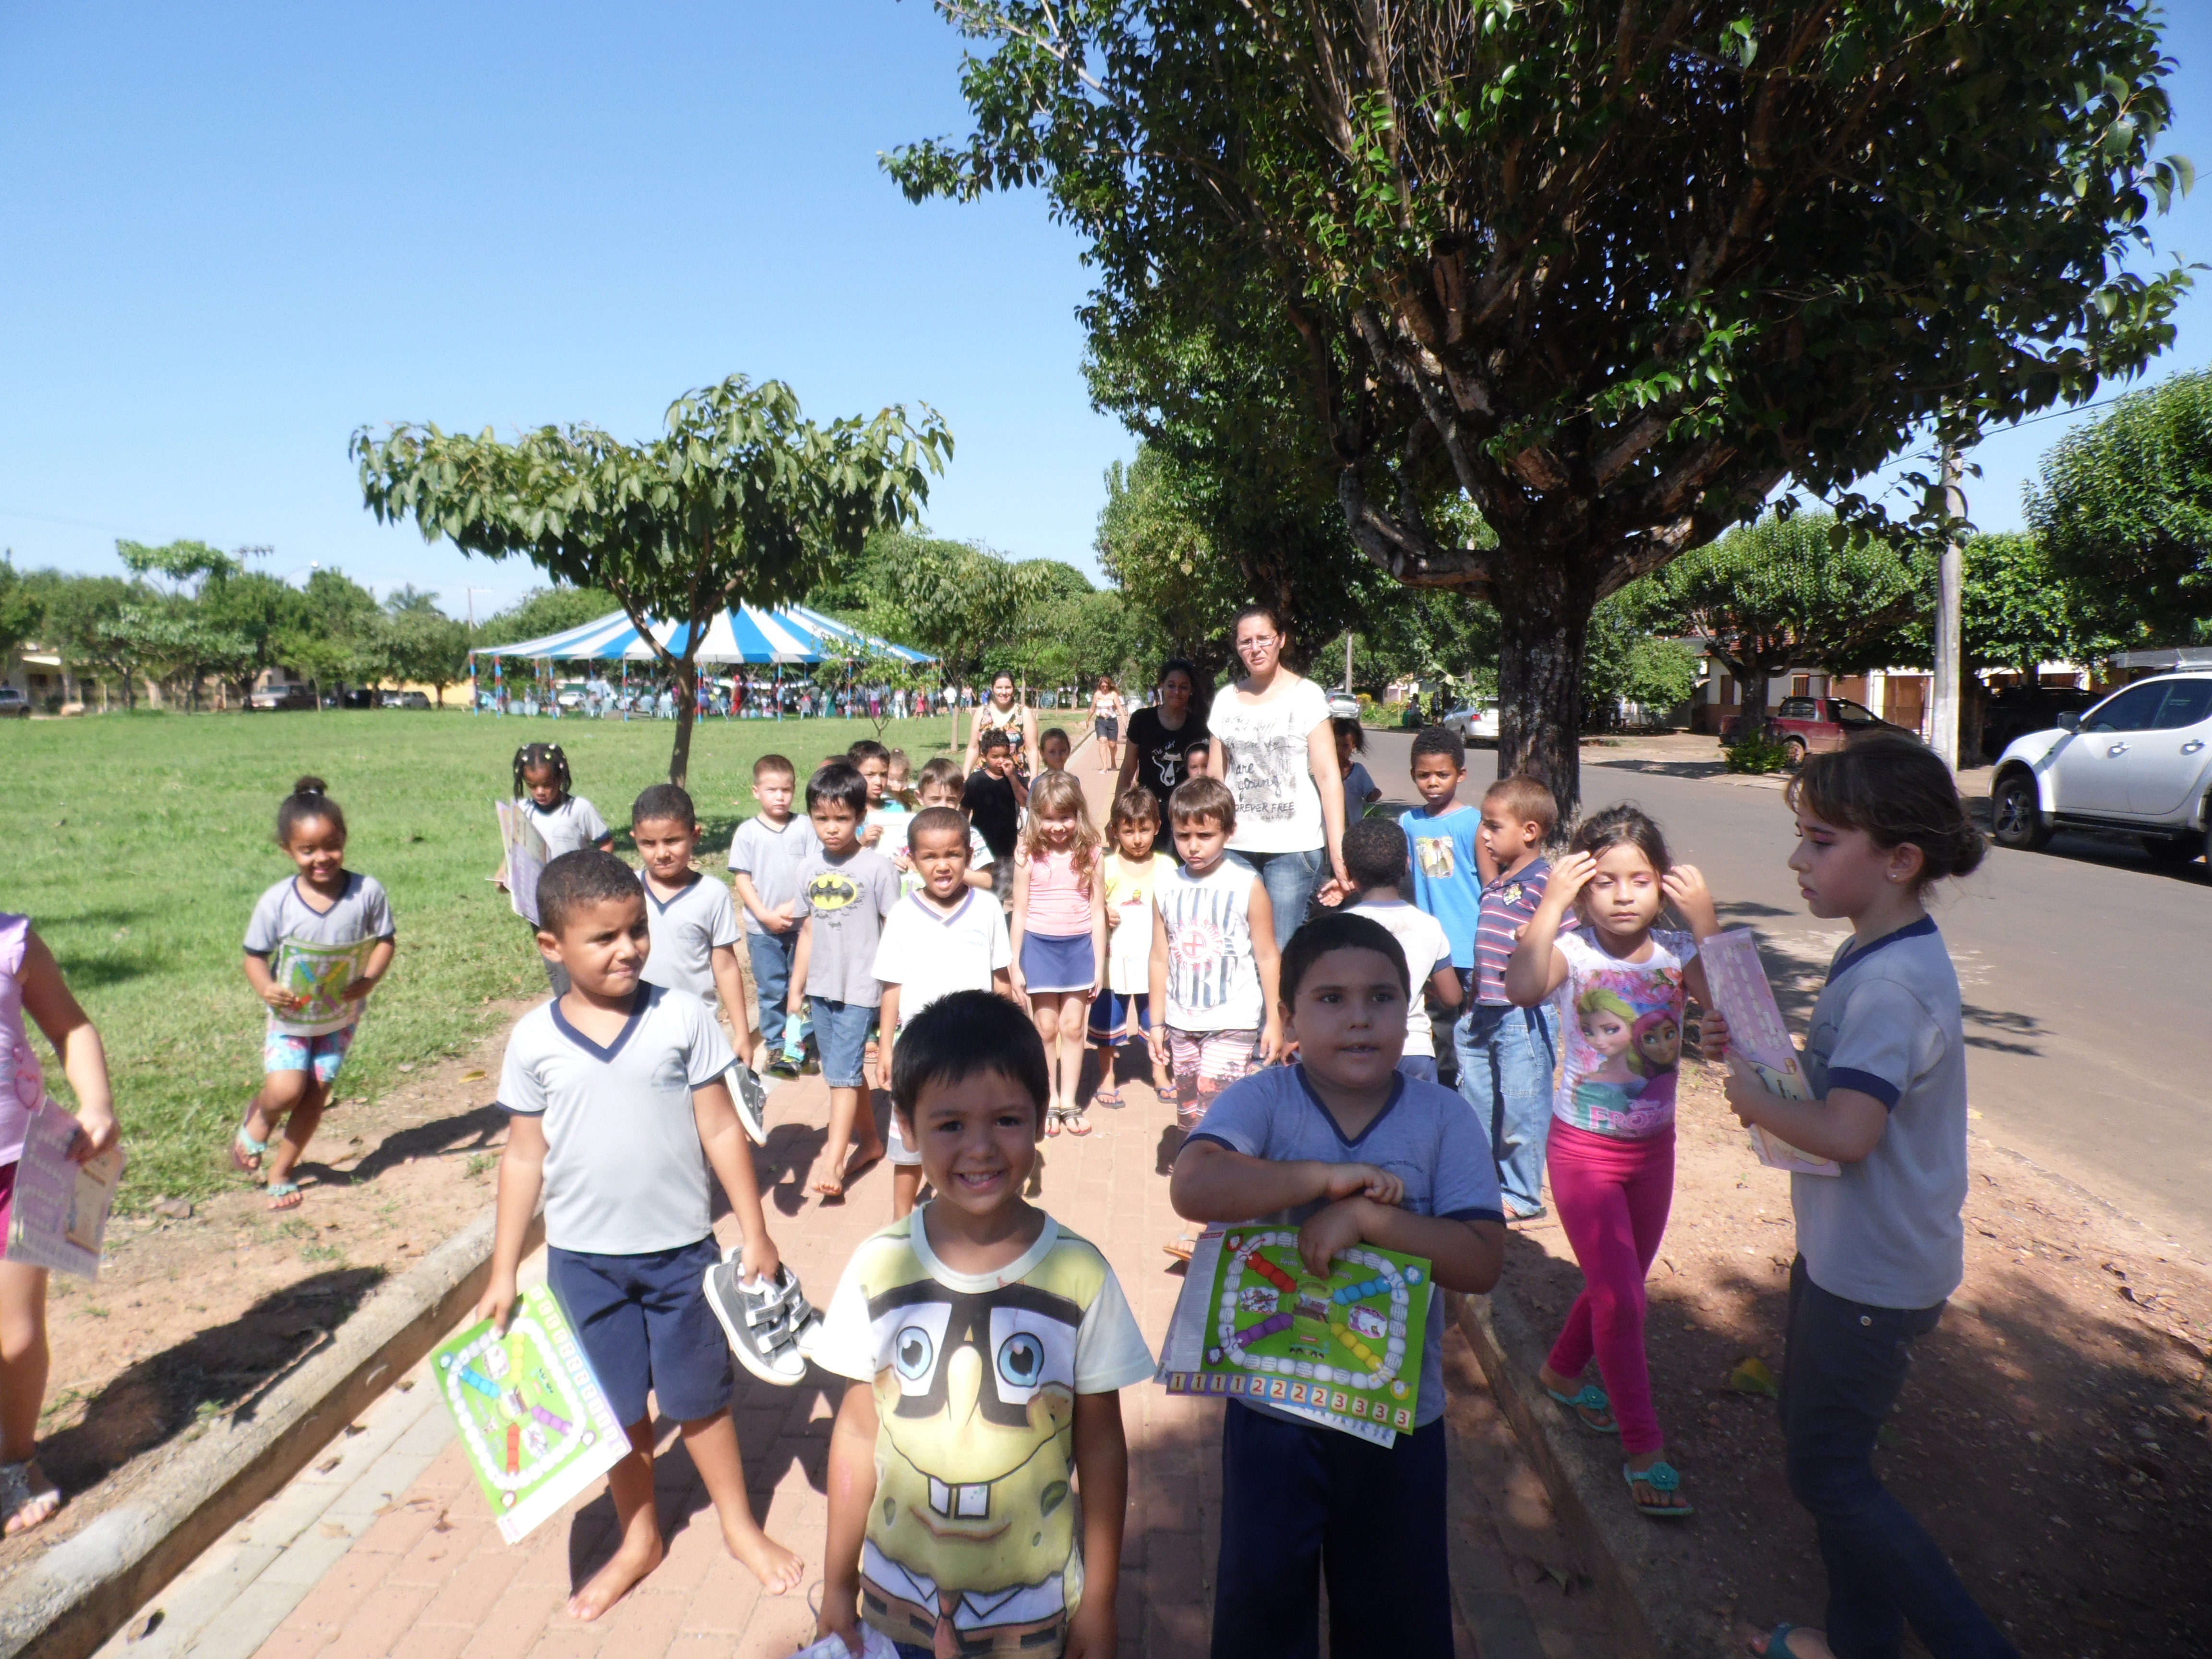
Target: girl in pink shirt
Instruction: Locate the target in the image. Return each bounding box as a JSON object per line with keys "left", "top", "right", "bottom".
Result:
{"left": 1008, "top": 771, "right": 1108, "bottom": 1134}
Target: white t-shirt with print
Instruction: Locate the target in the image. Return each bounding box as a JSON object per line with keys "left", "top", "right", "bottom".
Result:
{"left": 1209, "top": 677, "right": 1332, "bottom": 855}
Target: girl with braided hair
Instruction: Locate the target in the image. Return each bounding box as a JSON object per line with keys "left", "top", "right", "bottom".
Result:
{"left": 496, "top": 744, "right": 612, "bottom": 993}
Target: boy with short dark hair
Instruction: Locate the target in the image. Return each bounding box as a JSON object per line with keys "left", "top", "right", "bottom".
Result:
{"left": 904, "top": 758, "right": 995, "bottom": 895}
{"left": 1341, "top": 817, "right": 1461, "bottom": 1082}
{"left": 788, "top": 764, "right": 902, "bottom": 1200}
{"left": 814, "top": 990, "right": 1152, "bottom": 1659}
{"left": 728, "top": 755, "right": 817, "bottom": 1078}
{"left": 1465, "top": 774, "right": 1565, "bottom": 1221}
{"left": 963, "top": 729, "right": 1025, "bottom": 905}
{"left": 1171, "top": 910, "right": 1506, "bottom": 1659}
{"left": 871, "top": 808, "right": 1013, "bottom": 1217}
{"left": 481, "top": 849, "right": 804, "bottom": 1622}
{"left": 632, "top": 785, "right": 757, "bottom": 1123}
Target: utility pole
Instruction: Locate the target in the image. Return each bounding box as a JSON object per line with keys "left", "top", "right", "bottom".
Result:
{"left": 1342, "top": 630, "right": 1353, "bottom": 694}
{"left": 1929, "top": 441, "right": 1966, "bottom": 770}
{"left": 464, "top": 587, "right": 495, "bottom": 630}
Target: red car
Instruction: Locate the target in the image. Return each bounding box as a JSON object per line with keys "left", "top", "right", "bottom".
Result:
{"left": 1764, "top": 695, "right": 1908, "bottom": 765}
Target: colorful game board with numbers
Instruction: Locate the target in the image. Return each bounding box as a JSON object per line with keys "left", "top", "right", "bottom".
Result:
{"left": 1158, "top": 1228, "right": 1431, "bottom": 1446}
{"left": 430, "top": 1285, "right": 629, "bottom": 1542}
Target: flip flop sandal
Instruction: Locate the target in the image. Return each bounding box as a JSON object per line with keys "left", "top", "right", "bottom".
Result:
{"left": 1091, "top": 1086, "right": 1122, "bottom": 1110}
{"left": 1067, "top": 1112, "right": 1094, "bottom": 1137}
{"left": 1623, "top": 1459, "right": 1694, "bottom": 1517}
{"left": 1542, "top": 1380, "right": 1619, "bottom": 1433}
{"left": 1045, "top": 1110, "right": 1063, "bottom": 1137}
{"left": 1753, "top": 1625, "right": 1821, "bottom": 1659}
{"left": 231, "top": 1122, "right": 270, "bottom": 1174}
{"left": 0, "top": 1462, "right": 60, "bottom": 1538}
{"left": 1163, "top": 1236, "right": 1196, "bottom": 1262}
{"left": 265, "top": 1181, "right": 304, "bottom": 1211}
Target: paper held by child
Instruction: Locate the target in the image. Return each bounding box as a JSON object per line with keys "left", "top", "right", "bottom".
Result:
{"left": 5, "top": 1102, "right": 126, "bottom": 1280}
{"left": 495, "top": 802, "right": 550, "bottom": 927}
{"left": 431, "top": 1285, "right": 630, "bottom": 1543}
{"left": 266, "top": 937, "right": 374, "bottom": 1038}
{"left": 1697, "top": 928, "right": 1842, "bottom": 1177}
{"left": 1156, "top": 1226, "right": 1432, "bottom": 1447}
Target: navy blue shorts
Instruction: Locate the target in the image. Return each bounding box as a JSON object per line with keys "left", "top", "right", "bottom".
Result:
{"left": 1211, "top": 1399, "right": 1450, "bottom": 1659}
{"left": 547, "top": 1237, "right": 732, "bottom": 1427}
{"left": 1087, "top": 988, "right": 1151, "bottom": 1044}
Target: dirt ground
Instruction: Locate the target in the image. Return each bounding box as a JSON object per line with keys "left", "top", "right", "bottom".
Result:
{"left": 1503, "top": 1052, "right": 2212, "bottom": 1656}
{"left": 0, "top": 1004, "right": 536, "bottom": 1581}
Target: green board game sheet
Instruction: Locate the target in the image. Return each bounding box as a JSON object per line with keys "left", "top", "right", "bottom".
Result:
{"left": 430, "top": 1284, "right": 629, "bottom": 1543}
{"left": 1158, "top": 1226, "right": 1431, "bottom": 1446}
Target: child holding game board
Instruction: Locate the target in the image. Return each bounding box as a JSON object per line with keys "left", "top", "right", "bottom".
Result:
{"left": 479, "top": 850, "right": 802, "bottom": 1621}
{"left": 1700, "top": 737, "right": 2011, "bottom": 1659}
{"left": 1170, "top": 912, "right": 1505, "bottom": 1659}
{"left": 0, "top": 914, "right": 120, "bottom": 1537}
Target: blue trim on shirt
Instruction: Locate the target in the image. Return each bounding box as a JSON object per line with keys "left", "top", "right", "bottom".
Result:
{"left": 1293, "top": 1066, "right": 1406, "bottom": 1149}
{"left": 550, "top": 983, "right": 656, "bottom": 1063}
{"left": 1444, "top": 1206, "right": 1506, "bottom": 1226}
{"left": 1181, "top": 1130, "right": 1238, "bottom": 1156}
{"left": 1825, "top": 914, "right": 1939, "bottom": 986}
{"left": 1826, "top": 1066, "right": 1901, "bottom": 1110}
{"left": 640, "top": 871, "right": 704, "bottom": 914}
{"left": 904, "top": 889, "right": 977, "bottom": 927}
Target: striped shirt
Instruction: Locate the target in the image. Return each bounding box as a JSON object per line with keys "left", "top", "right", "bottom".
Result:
{"left": 1472, "top": 858, "right": 1553, "bottom": 1006}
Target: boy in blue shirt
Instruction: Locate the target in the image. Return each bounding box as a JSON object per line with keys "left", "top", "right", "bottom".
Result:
{"left": 1171, "top": 911, "right": 1506, "bottom": 1659}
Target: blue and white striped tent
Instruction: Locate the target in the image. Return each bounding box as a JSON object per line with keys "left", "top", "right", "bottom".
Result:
{"left": 469, "top": 603, "right": 932, "bottom": 666}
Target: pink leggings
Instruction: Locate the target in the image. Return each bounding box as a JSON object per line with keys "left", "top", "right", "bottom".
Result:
{"left": 1544, "top": 1121, "right": 1676, "bottom": 1455}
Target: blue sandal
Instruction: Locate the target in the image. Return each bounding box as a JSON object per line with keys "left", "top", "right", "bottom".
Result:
{"left": 1542, "top": 1380, "right": 1619, "bottom": 1433}
{"left": 1624, "top": 1459, "right": 1694, "bottom": 1517}
{"left": 265, "top": 1181, "right": 303, "bottom": 1211}
{"left": 1754, "top": 1625, "right": 1820, "bottom": 1659}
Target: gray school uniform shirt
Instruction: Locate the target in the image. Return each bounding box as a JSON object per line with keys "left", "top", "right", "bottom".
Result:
{"left": 1189, "top": 1065, "right": 1504, "bottom": 1427}
{"left": 727, "top": 813, "right": 819, "bottom": 937}
{"left": 793, "top": 846, "right": 900, "bottom": 1007}
{"left": 1795, "top": 916, "right": 1969, "bottom": 1311}
{"left": 638, "top": 872, "right": 742, "bottom": 1000}
{"left": 496, "top": 984, "right": 733, "bottom": 1256}
{"left": 243, "top": 873, "right": 397, "bottom": 957}
{"left": 526, "top": 795, "right": 610, "bottom": 860}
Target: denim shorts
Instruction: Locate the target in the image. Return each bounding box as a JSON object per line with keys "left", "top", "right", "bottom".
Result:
{"left": 809, "top": 996, "right": 876, "bottom": 1089}
{"left": 547, "top": 1236, "right": 732, "bottom": 1426}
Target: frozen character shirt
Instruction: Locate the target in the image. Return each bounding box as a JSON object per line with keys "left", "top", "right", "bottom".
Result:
{"left": 812, "top": 1210, "right": 1154, "bottom": 1657}
{"left": 0, "top": 915, "right": 42, "bottom": 1164}
{"left": 1549, "top": 927, "right": 1695, "bottom": 1138}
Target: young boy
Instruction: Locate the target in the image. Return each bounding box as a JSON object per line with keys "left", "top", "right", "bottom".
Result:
{"left": 963, "top": 728, "right": 1025, "bottom": 906}
{"left": 1039, "top": 726, "right": 1073, "bottom": 774}
{"left": 1340, "top": 817, "right": 1461, "bottom": 1082}
{"left": 480, "top": 850, "right": 804, "bottom": 1621}
{"left": 1171, "top": 911, "right": 1506, "bottom": 1658}
{"left": 728, "top": 755, "right": 818, "bottom": 1078}
{"left": 813, "top": 990, "right": 1152, "bottom": 1659}
{"left": 788, "top": 763, "right": 902, "bottom": 1199}
{"left": 870, "top": 807, "right": 1014, "bottom": 1218}
{"left": 632, "top": 785, "right": 760, "bottom": 1131}
{"left": 1464, "top": 774, "right": 1565, "bottom": 1221}
{"left": 912, "top": 756, "right": 996, "bottom": 893}
{"left": 1147, "top": 776, "right": 1281, "bottom": 1257}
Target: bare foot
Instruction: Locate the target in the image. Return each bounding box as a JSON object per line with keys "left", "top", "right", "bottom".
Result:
{"left": 722, "top": 1517, "right": 805, "bottom": 1595}
{"left": 1, "top": 1462, "right": 61, "bottom": 1537}
{"left": 566, "top": 1530, "right": 664, "bottom": 1621}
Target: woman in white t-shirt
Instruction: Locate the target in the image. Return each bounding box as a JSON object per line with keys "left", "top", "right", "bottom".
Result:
{"left": 1206, "top": 605, "right": 1348, "bottom": 946}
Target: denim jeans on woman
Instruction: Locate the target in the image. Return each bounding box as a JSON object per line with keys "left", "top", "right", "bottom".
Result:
{"left": 1238, "top": 847, "right": 1324, "bottom": 950}
{"left": 1454, "top": 1000, "right": 1559, "bottom": 1214}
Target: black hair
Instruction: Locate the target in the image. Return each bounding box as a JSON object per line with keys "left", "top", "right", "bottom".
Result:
{"left": 847, "top": 739, "right": 891, "bottom": 767}
{"left": 1279, "top": 912, "right": 1410, "bottom": 1006}
{"left": 1230, "top": 602, "right": 1288, "bottom": 639}
{"left": 805, "top": 762, "right": 870, "bottom": 817}
{"left": 1041, "top": 726, "right": 1070, "bottom": 750}
{"left": 1341, "top": 817, "right": 1409, "bottom": 890}
{"left": 907, "top": 805, "right": 972, "bottom": 852}
{"left": 1567, "top": 802, "right": 1672, "bottom": 874}
{"left": 512, "top": 743, "right": 572, "bottom": 799}
{"left": 631, "top": 783, "right": 696, "bottom": 829}
{"left": 536, "top": 848, "right": 643, "bottom": 938}
{"left": 1156, "top": 656, "right": 1210, "bottom": 720}
{"left": 1332, "top": 715, "right": 1366, "bottom": 752}
{"left": 1409, "top": 724, "right": 1466, "bottom": 769}
{"left": 890, "top": 989, "right": 1049, "bottom": 1130}
{"left": 276, "top": 775, "right": 346, "bottom": 846}
{"left": 978, "top": 727, "right": 1015, "bottom": 753}
{"left": 1788, "top": 733, "right": 1985, "bottom": 889}
{"left": 1184, "top": 736, "right": 1212, "bottom": 759}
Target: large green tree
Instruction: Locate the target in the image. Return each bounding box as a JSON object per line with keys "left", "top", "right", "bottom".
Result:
{"left": 893, "top": 0, "right": 2189, "bottom": 816}
{"left": 355, "top": 375, "right": 950, "bottom": 785}
{"left": 2029, "top": 368, "right": 2212, "bottom": 645}
{"left": 0, "top": 556, "right": 44, "bottom": 662}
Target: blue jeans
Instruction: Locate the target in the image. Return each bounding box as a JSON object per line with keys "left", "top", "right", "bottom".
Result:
{"left": 1782, "top": 1259, "right": 2015, "bottom": 1659}
{"left": 1454, "top": 1000, "right": 1558, "bottom": 1215}
{"left": 745, "top": 929, "right": 795, "bottom": 1052}
{"left": 1241, "top": 847, "right": 1325, "bottom": 949}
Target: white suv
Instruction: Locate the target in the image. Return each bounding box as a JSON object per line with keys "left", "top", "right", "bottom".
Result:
{"left": 1989, "top": 672, "right": 2212, "bottom": 868}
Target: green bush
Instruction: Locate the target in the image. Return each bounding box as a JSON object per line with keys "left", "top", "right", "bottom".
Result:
{"left": 1725, "top": 729, "right": 1793, "bottom": 774}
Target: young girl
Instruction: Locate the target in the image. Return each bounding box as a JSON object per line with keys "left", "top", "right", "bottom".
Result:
{"left": 498, "top": 744, "right": 611, "bottom": 994}
{"left": 1702, "top": 736, "right": 2008, "bottom": 1659}
{"left": 1334, "top": 716, "right": 1381, "bottom": 828}
{"left": 1504, "top": 803, "right": 1717, "bottom": 1518}
{"left": 1007, "top": 770, "right": 1107, "bottom": 1134}
{"left": 0, "top": 916, "right": 120, "bottom": 1536}
{"left": 1088, "top": 787, "right": 1175, "bottom": 1106}
{"left": 234, "top": 779, "right": 397, "bottom": 1212}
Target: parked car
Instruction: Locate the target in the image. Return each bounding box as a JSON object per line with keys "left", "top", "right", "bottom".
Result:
{"left": 0, "top": 686, "right": 29, "bottom": 719}
{"left": 246, "top": 683, "right": 316, "bottom": 711}
{"left": 380, "top": 690, "right": 432, "bottom": 710}
{"left": 1989, "top": 672, "right": 2212, "bottom": 867}
{"left": 1976, "top": 685, "right": 2101, "bottom": 764}
{"left": 1441, "top": 704, "right": 1501, "bottom": 745}
{"left": 340, "top": 688, "right": 378, "bottom": 709}
{"left": 1761, "top": 695, "right": 1908, "bottom": 766}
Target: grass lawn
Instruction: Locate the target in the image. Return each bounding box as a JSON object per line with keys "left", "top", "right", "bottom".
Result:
{"left": 0, "top": 707, "right": 965, "bottom": 1205}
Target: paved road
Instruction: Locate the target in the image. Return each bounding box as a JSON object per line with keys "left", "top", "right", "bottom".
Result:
{"left": 1362, "top": 730, "right": 2212, "bottom": 1260}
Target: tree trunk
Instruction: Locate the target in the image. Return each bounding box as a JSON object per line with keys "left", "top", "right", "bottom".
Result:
{"left": 1493, "top": 571, "right": 1591, "bottom": 829}
{"left": 669, "top": 653, "right": 700, "bottom": 788}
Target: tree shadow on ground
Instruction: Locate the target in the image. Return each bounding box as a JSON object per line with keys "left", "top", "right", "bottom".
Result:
{"left": 1587, "top": 757, "right": 1731, "bottom": 781}
{"left": 303, "top": 1103, "right": 508, "bottom": 1190}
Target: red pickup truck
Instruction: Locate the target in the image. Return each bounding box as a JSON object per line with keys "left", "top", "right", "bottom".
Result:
{"left": 1763, "top": 695, "right": 1909, "bottom": 765}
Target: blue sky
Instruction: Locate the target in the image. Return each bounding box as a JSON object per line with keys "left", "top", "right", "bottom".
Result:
{"left": 3, "top": 2, "right": 2209, "bottom": 622}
